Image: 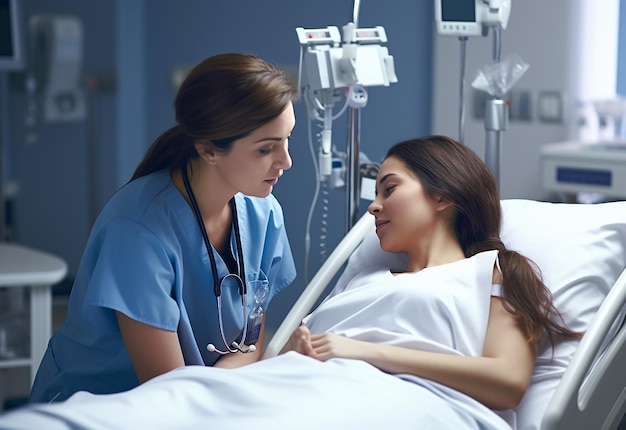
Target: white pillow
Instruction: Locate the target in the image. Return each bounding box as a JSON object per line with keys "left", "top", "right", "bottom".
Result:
{"left": 500, "top": 199, "right": 626, "bottom": 430}
{"left": 331, "top": 199, "right": 626, "bottom": 430}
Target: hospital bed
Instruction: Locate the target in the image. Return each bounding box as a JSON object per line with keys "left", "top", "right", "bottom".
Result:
{"left": 265, "top": 198, "right": 626, "bottom": 430}
{"left": 0, "top": 199, "right": 624, "bottom": 430}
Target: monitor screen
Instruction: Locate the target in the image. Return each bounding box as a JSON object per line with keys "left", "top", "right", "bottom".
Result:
{"left": 435, "top": 0, "right": 481, "bottom": 37}
{"left": 441, "top": 0, "right": 476, "bottom": 22}
{"left": 0, "top": 0, "right": 24, "bottom": 71}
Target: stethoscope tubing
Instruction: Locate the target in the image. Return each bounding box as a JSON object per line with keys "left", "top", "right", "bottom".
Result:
{"left": 181, "top": 166, "right": 254, "bottom": 354}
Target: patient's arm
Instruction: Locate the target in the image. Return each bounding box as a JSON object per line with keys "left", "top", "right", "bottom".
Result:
{"left": 116, "top": 311, "right": 185, "bottom": 383}
{"left": 306, "top": 297, "right": 536, "bottom": 410}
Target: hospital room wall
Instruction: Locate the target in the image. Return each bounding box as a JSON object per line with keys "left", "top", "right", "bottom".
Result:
{"left": 432, "top": 0, "right": 622, "bottom": 201}
{"left": 2, "top": 0, "right": 118, "bottom": 281}
{"left": 2, "top": 1, "right": 433, "bottom": 329}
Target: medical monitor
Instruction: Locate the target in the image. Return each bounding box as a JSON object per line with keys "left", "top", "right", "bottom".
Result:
{"left": 0, "top": 0, "right": 24, "bottom": 71}
{"left": 435, "top": 0, "right": 482, "bottom": 37}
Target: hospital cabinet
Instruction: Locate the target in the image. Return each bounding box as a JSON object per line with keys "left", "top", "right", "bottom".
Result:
{"left": 541, "top": 141, "right": 626, "bottom": 199}
{"left": 0, "top": 243, "right": 67, "bottom": 387}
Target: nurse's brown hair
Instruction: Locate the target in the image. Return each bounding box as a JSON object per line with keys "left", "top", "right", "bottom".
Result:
{"left": 131, "top": 53, "right": 298, "bottom": 181}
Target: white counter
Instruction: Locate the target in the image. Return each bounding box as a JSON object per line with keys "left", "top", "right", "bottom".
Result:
{"left": 0, "top": 243, "right": 67, "bottom": 384}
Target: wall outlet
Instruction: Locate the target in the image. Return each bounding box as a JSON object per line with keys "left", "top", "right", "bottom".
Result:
{"left": 538, "top": 91, "right": 563, "bottom": 123}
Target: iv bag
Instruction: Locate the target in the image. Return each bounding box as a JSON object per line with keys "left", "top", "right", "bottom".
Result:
{"left": 471, "top": 53, "right": 529, "bottom": 99}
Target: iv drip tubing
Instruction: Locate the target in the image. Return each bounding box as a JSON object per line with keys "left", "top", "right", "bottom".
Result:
{"left": 303, "top": 116, "right": 322, "bottom": 283}
{"left": 297, "top": 46, "right": 304, "bottom": 94}
{"left": 303, "top": 87, "right": 350, "bottom": 122}
{"left": 352, "top": 0, "right": 361, "bottom": 28}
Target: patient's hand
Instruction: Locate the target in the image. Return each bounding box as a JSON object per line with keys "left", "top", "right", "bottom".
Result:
{"left": 309, "top": 332, "right": 365, "bottom": 362}
{"left": 279, "top": 325, "right": 316, "bottom": 357}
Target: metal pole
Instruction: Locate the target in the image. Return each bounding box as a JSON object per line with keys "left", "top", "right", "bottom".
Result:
{"left": 484, "top": 99, "right": 508, "bottom": 184}
{"left": 484, "top": 25, "right": 507, "bottom": 187}
{"left": 346, "top": 107, "right": 361, "bottom": 231}
{"left": 458, "top": 36, "right": 468, "bottom": 144}
{"left": 0, "top": 74, "right": 8, "bottom": 242}
{"left": 344, "top": 0, "right": 362, "bottom": 232}
{"left": 352, "top": 0, "right": 361, "bottom": 28}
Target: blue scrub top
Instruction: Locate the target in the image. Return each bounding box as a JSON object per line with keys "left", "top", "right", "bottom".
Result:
{"left": 29, "top": 170, "right": 296, "bottom": 403}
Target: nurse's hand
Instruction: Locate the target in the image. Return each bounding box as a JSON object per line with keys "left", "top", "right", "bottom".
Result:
{"left": 279, "top": 325, "right": 316, "bottom": 358}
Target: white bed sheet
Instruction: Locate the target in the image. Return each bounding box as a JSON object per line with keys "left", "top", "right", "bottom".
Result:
{"left": 0, "top": 352, "right": 510, "bottom": 430}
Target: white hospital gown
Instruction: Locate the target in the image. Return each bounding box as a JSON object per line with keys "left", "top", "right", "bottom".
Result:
{"left": 304, "top": 249, "right": 516, "bottom": 428}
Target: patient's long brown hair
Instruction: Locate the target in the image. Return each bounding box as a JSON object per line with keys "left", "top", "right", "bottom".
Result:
{"left": 386, "top": 135, "right": 581, "bottom": 346}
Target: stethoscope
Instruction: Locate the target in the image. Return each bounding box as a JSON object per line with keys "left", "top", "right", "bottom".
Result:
{"left": 182, "top": 167, "right": 259, "bottom": 355}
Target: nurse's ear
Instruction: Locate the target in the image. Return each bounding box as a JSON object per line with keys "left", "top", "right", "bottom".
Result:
{"left": 194, "top": 141, "right": 220, "bottom": 165}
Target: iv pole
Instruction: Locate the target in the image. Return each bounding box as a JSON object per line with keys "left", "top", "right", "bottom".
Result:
{"left": 483, "top": 24, "right": 508, "bottom": 188}
{"left": 0, "top": 74, "right": 9, "bottom": 242}
{"left": 346, "top": 0, "right": 362, "bottom": 231}
{"left": 443, "top": 0, "right": 513, "bottom": 189}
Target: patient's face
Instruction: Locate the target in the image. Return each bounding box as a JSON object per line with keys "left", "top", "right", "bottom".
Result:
{"left": 368, "top": 156, "right": 439, "bottom": 254}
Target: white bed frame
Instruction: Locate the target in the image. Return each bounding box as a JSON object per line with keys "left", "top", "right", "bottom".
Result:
{"left": 264, "top": 211, "right": 626, "bottom": 430}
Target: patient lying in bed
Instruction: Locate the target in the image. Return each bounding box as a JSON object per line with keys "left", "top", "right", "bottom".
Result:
{"left": 0, "top": 136, "right": 582, "bottom": 430}
{"left": 279, "top": 136, "right": 578, "bottom": 420}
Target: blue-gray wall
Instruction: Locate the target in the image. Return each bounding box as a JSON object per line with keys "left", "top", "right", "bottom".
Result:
{"left": 4, "top": 0, "right": 117, "bottom": 276}
{"left": 2, "top": 0, "right": 433, "bottom": 331}
{"left": 3, "top": 0, "right": 626, "bottom": 331}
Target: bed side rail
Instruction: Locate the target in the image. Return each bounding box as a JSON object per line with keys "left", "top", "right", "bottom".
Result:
{"left": 541, "top": 266, "right": 626, "bottom": 430}
{"left": 263, "top": 213, "right": 374, "bottom": 359}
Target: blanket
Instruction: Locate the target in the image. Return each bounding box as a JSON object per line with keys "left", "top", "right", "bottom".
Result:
{"left": 0, "top": 352, "right": 510, "bottom": 430}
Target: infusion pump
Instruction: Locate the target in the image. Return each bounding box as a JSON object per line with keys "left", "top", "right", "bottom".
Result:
{"left": 541, "top": 141, "right": 626, "bottom": 199}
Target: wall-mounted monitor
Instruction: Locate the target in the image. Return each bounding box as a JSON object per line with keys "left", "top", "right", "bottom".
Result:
{"left": 434, "top": 0, "right": 482, "bottom": 37}
{"left": 0, "top": 0, "right": 24, "bottom": 71}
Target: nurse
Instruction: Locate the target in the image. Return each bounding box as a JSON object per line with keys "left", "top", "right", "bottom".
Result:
{"left": 29, "top": 53, "right": 298, "bottom": 403}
